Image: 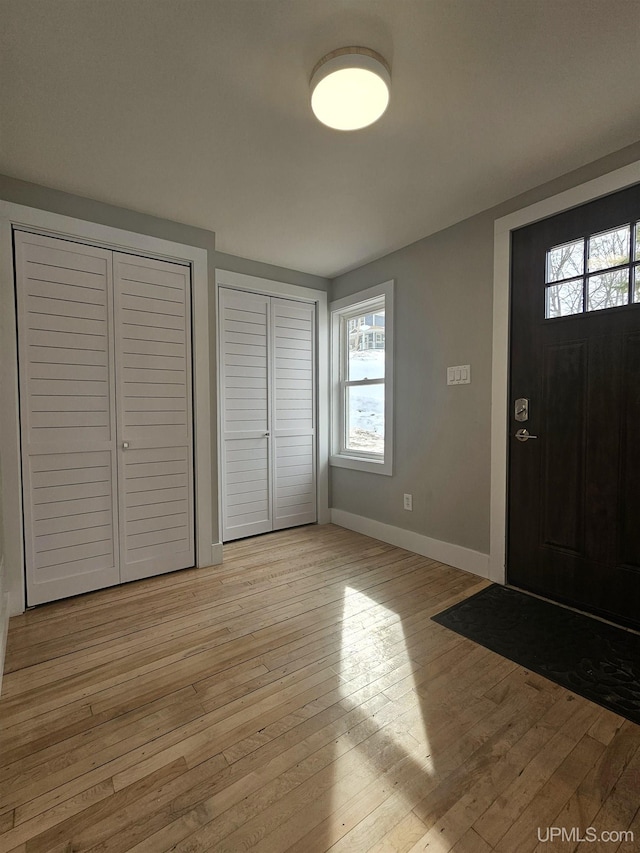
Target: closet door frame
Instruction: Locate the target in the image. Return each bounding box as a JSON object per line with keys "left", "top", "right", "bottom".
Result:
{"left": 0, "top": 202, "right": 214, "bottom": 616}
{"left": 215, "top": 269, "right": 330, "bottom": 550}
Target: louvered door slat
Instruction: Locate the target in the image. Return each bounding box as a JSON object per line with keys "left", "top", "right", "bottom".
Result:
{"left": 271, "top": 299, "right": 316, "bottom": 530}
{"left": 16, "top": 231, "right": 120, "bottom": 605}
{"left": 219, "top": 288, "right": 316, "bottom": 542}
{"left": 220, "top": 288, "right": 272, "bottom": 541}
{"left": 114, "top": 253, "right": 194, "bottom": 581}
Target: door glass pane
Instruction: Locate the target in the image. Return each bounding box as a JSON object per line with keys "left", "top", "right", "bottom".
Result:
{"left": 546, "top": 280, "right": 583, "bottom": 318}
{"left": 546, "top": 239, "right": 584, "bottom": 282}
{"left": 346, "top": 384, "right": 384, "bottom": 454}
{"left": 587, "top": 269, "right": 629, "bottom": 311}
{"left": 347, "top": 309, "right": 385, "bottom": 380}
{"left": 588, "top": 225, "right": 630, "bottom": 272}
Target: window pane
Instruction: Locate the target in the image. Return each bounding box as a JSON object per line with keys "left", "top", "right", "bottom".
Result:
{"left": 546, "top": 240, "right": 584, "bottom": 283}
{"left": 588, "top": 225, "right": 630, "bottom": 272}
{"left": 634, "top": 264, "right": 640, "bottom": 303}
{"left": 587, "top": 269, "right": 629, "bottom": 311}
{"left": 347, "top": 309, "right": 385, "bottom": 379}
{"left": 636, "top": 223, "right": 640, "bottom": 262}
{"left": 545, "top": 280, "right": 583, "bottom": 318}
{"left": 346, "top": 384, "right": 384, "bottom": 454}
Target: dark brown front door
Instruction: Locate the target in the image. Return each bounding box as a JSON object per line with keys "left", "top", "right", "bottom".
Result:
{"left": 508, "top": 182, "right": 640, "bottom": 629}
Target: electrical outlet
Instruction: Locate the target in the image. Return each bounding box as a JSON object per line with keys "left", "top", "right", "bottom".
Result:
{"left": 403, "top": 493, "right": 413, "bottom": 511}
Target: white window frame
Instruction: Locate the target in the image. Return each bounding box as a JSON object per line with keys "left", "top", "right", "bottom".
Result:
{"left": 330, "top": 280, "right": 394, "bottom": 475}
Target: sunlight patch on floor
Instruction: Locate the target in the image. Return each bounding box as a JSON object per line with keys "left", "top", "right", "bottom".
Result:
{"left": 336, "top": 587, "right": 434, "bottom": 799}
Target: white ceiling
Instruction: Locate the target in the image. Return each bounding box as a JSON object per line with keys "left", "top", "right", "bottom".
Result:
{"left": 1, "top": 0, "right": 639, "bottom": 278}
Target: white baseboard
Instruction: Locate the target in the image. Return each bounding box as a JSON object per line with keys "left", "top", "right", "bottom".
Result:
{"left": 0, "top": 558, "right": 9, "bottom": 697}
{"left": 330, "top": 508, "right": 490, "bottom": 579}
{"left": 211, "top": 542, "right": 224, "bottom": 565}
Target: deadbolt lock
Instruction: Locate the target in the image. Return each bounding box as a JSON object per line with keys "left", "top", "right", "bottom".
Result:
{"left": 514, "top": 397, "right": 529, "bottom": 422}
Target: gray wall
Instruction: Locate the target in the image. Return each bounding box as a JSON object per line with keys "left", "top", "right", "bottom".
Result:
{"left": 0, "top": 174, "right": 329, "bottom": 574}
{"left": 0, "top": 457, "right": 3, "bottom": 576}
{"left": 2, "top": 135, "right": 639, "bottom": 584}
{"left": 330, "top": 140, "right": 640, "bottom": 556}
{"left": 215, "top": 250, "right": 330, "bottom": 293}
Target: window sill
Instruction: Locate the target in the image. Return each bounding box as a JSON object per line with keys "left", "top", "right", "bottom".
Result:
{"left": 330, "top": 453, "right": 392, "bottom": 476}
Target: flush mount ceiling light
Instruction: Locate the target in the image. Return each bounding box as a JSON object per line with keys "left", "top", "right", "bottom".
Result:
{"left": 310, "top": 47, "right": 391, "bottom": 131}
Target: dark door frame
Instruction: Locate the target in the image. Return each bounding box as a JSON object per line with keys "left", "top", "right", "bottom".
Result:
{"left": 490, "top": 161, "right": 640, "bottom": 587}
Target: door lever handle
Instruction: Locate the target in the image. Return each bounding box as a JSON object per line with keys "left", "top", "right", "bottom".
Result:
{"left": 515, "top": 429, "right": 538, "bottom": 442}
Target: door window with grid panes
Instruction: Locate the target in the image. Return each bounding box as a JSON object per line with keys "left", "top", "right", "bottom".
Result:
{"left": 545, "top": 221, "right": 639, "bottom": 318}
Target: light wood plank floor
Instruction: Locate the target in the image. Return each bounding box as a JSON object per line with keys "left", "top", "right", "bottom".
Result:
{"left": 1, "top": 524, "right": 639, "bottom": 853}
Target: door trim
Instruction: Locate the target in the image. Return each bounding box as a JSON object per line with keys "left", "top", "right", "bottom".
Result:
{"left": 0, "top": 202, "right": 213, "bottom": 615}
{"left": 490, "top": 159, "right": 640, "bottom": 586}
{"left": 215, "top": 269, "right": 329, "bottom": 551}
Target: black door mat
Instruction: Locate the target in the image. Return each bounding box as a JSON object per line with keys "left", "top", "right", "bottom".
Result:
{"left": 432, "top": 584, "right": 640, "bottom": 726}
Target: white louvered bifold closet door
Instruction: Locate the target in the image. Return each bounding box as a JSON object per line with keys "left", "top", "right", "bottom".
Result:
{"left": 220, "top": 289, "right": 272, "bottom": 541}
{"left": 271, "top": 298, "right": 316, "bottom": 529}
{"left": 15, "top": 232, "right": 120, "bottom": 605}
{"left": 114, "top": 253, "right": 194, "bottom": 582}
{"left": 220, "top": 288, "right": 316, "bottom": 542}
{"left": 16, "top": 233, "right": 195, "bottom": 605}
